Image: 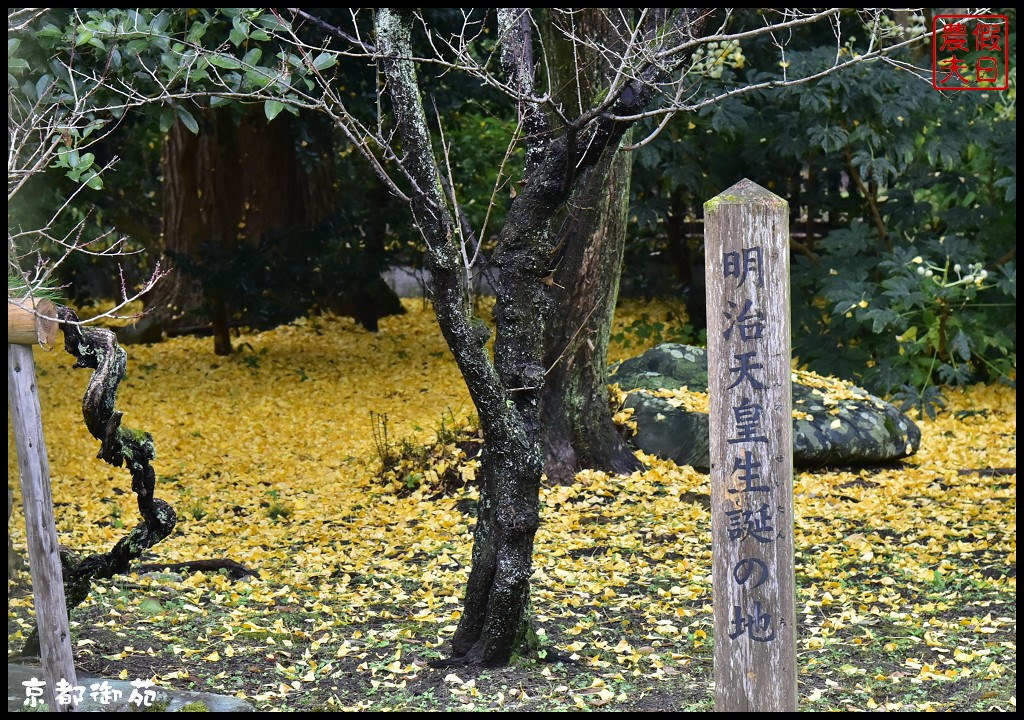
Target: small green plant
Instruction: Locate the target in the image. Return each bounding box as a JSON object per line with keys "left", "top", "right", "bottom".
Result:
{"left": 371, "top": 411, "right": 399, "bottom": 473}
{"left": 183, "top": 490, "right": 210, "bottom": 521}
{"left": 265, "top": 490, "right": 292, "bottom": 521}
{"left": 435, "top": 407, "right": 468, "bottom": 446}
{"left": 143, "top": 698, "right": 172, "bottom": 712}
{"left": 236, "top": 342, "right": 266, "bottom": 370}
{"left": 109, "top": 503, "right": 124, "bottom": 529}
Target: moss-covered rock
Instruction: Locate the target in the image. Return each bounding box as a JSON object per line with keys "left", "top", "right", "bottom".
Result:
{"left": 611, "top": 343, "right": 920, "bottom": 469}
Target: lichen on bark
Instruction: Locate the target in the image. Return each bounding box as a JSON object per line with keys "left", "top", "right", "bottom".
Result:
{"left": 373, "top": 7, "right": 710, "bottom": 667}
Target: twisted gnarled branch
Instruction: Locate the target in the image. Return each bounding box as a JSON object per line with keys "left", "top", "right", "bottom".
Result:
{"left": 19, "top": 307, "right": 255, "bottom": 656}
{"left": 54, "top": 306, "right": 177, "bottom": 606}
{"left": 21, "top": 307, "right": 177, "bottom": 656}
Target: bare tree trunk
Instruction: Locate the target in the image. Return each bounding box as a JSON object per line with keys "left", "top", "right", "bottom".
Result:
{"left": 147, "top": 108, "right": 388, "bottom": 351}
{"left": 144, "top": 118, "right": 205, "bottom": 338}
{"left": 376, "top": 7, "right": 708, "bottom": 665}
{"left": 147, "top": 113, "right": 244, "bottom": 353}
{"left": 542, "top": 147, "right": 640, "bottom": 480}
{"left": 377, "top": 9, "right": 550, "bottom": 665}
{"left": 665, "top": 188, "right": 707, "bottom": 333}
{"left": 539, "top": 9, "right": 645, "bottom": 481}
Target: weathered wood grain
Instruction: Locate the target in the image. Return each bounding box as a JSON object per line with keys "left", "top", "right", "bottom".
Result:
{"left": 8, "top": 297, "right": 59, "bottom": 347}
{"left": 8, "top": 342, "right": 77, "bottom": 711}
{"left": 705, "top": 179, "right": 796, "bottom": 711}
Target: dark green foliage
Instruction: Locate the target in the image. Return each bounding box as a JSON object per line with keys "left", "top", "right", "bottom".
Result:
{"left": 795, "top": 227, "right": 1015, "bottom": 418}
{"left": 628, "top": 10, "right": 1016, "bottom": 410}
{"left": 170, "top": 208, "right": 406, "bottom": 332}
{"left": 442, "top": 112, "right": 523, "bottom": 241}
{"left": 610, "top": 309, "right": 704, "bottom": 351}
{"left": 12, "top": 8, "right": 326, "bottom": 118}
{"left": 7, "top": 116, "right": 164, "bottom": 303}
{"left": 11, "top": 8, "right": 1014, "bottom": 406}
{"left": 9, "top": 8, "right": 402, "bottom": 319}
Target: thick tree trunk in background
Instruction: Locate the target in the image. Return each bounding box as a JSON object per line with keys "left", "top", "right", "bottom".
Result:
{"left": 144, "top": 117, "right": 205, "bottom": 340}
{"left": 540, "top": 10, "right": 643, "bottom": 481}
{"left": 666, "top": 188, "right": 707, "bottom": 333}
{"left": 150, "top": 111, "right": 255, "bottom": 354}
{"left": 146, "top": 109, "right": 345, "bottom": 352}
{"left": 542, "top": 148, "right": 640, "bottom": 480}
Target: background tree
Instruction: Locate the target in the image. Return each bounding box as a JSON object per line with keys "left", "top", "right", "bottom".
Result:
{"left": 152, "top": 107, "right": 338, "bottom": 354}
{"left": 538, "top": 9, "right": 644, "bottom": 481}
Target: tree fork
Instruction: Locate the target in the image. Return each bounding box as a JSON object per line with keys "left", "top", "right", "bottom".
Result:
{"left": 537, "top": 9, "right": 709, "bottom": 481}
{"left": 376, "top": 7, "right": 712, "bottom": 666}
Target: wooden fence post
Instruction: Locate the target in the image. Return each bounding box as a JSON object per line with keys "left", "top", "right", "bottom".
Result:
{"left": 8, "top": 298, "right": 77, "bottom": 712}
{"left": 704, "top": 179, "right": 796, "bottom": 711}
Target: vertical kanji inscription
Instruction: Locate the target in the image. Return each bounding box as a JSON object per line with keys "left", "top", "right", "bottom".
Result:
{"left": 705, "top": 179, "right": 795, "bottom": 711}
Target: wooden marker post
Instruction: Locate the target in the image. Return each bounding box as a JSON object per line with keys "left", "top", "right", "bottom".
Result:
{"left": 8, "top": 296, "right": 59, "bottom": 346}
{"left": 8, "top": 297, "right": 77, "bottom": 712}
{"left": 704, "top": 180, "right": 796, "bottom": 711}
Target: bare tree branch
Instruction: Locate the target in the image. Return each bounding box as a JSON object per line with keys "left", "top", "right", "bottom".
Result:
{"left": 286, "top": 7, "right": 376, "bottom": 53}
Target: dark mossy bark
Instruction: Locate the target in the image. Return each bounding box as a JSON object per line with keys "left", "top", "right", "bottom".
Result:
{"left": 376, "top": 8, "right": 709, "bottom": 666}
{"left": 56, "top": 308, "right": 178, "bottom": 595}
{"left": 539, "top": 9, "right": 710, "bottom": 481}
{"left": 377, "top": 9, "right": 548, "bottom": 665}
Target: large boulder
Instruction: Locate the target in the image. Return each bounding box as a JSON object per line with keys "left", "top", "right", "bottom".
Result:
{"left": 611, "top": 344, "right": 921, "bottom": 470}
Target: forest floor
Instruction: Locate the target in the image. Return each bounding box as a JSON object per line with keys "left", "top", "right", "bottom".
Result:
{"left": 7, "top": 299, "right": 1016, "bottom": 712}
